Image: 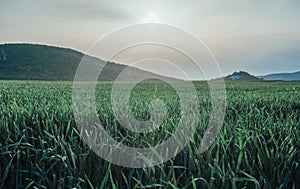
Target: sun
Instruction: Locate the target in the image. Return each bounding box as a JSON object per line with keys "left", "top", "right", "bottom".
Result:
{"left": 142, "top": 13, "right": 161, "bottom": 23}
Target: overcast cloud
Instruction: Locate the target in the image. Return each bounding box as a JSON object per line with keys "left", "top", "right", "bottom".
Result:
{"left": 0, "top": 0, "right": 299, "bottom": 78}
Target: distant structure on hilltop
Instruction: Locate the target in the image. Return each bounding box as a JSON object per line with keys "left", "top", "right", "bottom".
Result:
{"left": 1, "top": 50, "right": 7, "bottom": 61}
{"left": 228, "top": 75, "right": 240, "bottom": 80}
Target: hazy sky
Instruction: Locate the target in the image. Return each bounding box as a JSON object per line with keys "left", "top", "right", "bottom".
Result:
{"left": 0, "top": 0, "right": 299, "bottom": 79}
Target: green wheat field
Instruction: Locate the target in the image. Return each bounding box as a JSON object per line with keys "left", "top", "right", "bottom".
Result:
{"left": 0, "top": 81, "right": 299, "bottom": 188}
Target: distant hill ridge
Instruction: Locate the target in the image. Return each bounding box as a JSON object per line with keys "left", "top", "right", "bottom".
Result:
{"left": 259, "top": 71, "right": 300, "bottom": 81}
{"left": 214, "top": 71, "right": 300, "bottom": 82}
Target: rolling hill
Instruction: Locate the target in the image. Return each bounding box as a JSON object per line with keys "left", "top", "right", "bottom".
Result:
{"left": 0, "top": 43, "right": 175, "bottom": 81}
{"left": 217, "top": 71, "right": 262, "bottom": 82}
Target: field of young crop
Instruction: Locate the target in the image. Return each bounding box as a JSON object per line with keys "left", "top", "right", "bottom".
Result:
{"left": 0, "top": 81, "right": 299, "bottom": 188}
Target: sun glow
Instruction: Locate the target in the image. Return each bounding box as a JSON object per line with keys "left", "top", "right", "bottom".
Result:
{"left": 142, "top": 13, "right": 161, "bottom": 23}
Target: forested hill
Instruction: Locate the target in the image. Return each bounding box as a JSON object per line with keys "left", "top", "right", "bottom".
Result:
{"left": 0, "top": 43, "right": 170, "bottom": 81}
